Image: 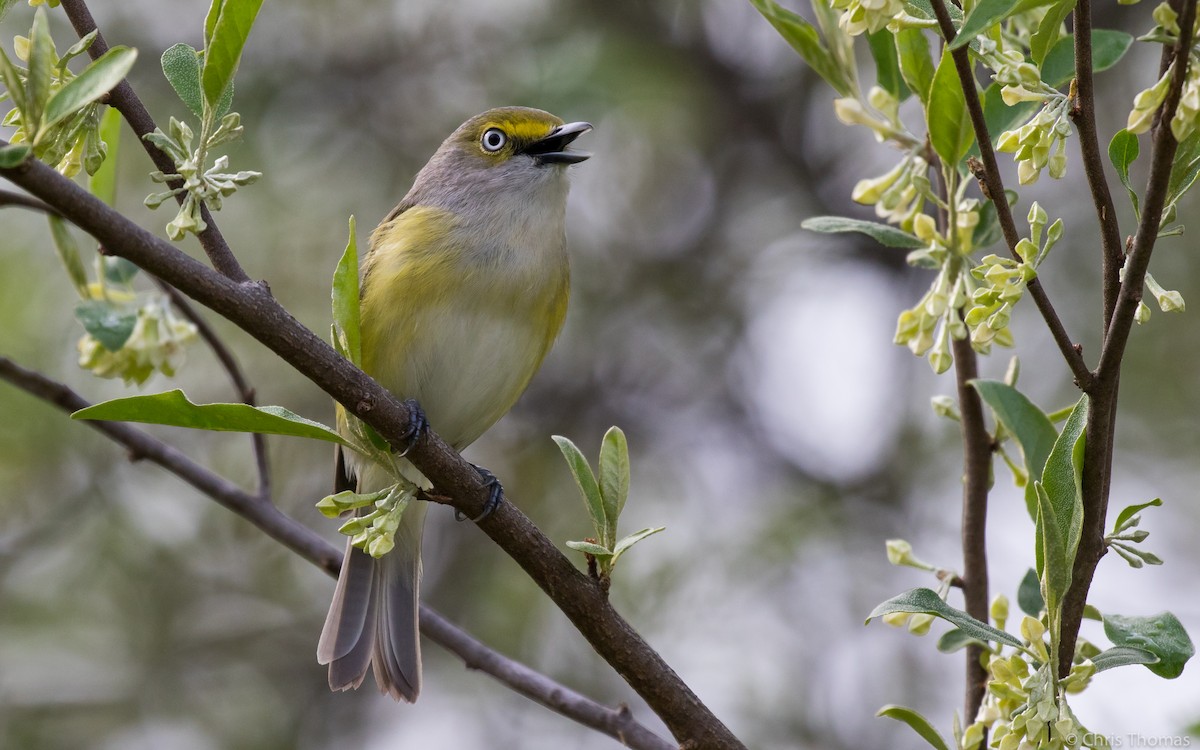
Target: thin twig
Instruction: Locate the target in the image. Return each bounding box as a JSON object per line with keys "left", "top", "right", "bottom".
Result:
{"left": 0, "top": 355, "right": 673, "bottom": 750}
{"left": 58, "top": 0, "right": 249, "bottom": 283}
{"left": 0, "top": 152, "right": 743, "bottom": 749}
{"left": 1069, "top": 0, "right": 1125, "bottom": 329}
{"left": 0, "top": 188, "right": 61, "bottom": 216}
{"left": 151, "top": 277, "right": 271, "bottom": 500}
{"left": 952, "top": 332, "right": 991, "bottom": 719}
{"left": 929, "top": 0, "right": 1094, "bottom": 390}
{"left": 1060, "top": 0, "right": 1198, "bottom": 675}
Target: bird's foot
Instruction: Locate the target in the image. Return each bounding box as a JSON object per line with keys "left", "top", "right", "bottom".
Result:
{"left": 456, "top": 465, "right": 504, "bottom": 522}
{"left": 396, "top": 399, "right": 428, "bottom": 457}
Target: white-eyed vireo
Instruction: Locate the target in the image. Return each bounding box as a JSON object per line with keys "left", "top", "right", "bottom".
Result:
{"left": 317, "top": 107, "right": 591, "bottom": 701}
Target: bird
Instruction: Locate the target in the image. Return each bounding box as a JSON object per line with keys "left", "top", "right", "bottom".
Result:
{"left": 317, "top": 106, "right": 591, "bottom": 702}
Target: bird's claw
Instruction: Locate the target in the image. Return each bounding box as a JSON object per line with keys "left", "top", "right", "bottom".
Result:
{"left": 456, "top": 465, "right": 504, "bottom": 523}
{"left": 396, "top": 399, "right": 428, "bottom": 457}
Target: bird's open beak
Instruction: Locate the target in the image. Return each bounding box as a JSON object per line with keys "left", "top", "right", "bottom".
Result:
{"left": 525, "top": 121, "right": 593, "bottom": 164}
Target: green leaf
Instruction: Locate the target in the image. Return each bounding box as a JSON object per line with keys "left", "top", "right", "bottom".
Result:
{"left": 59, "top": 30, "right": 98, "bottom": 70}
{"left": 74, "top": 299, "right": 136, "bottom": 351}
{"left": 316, "top": 488, "right": 390, "bottom": 518}
{"left": 201, "top": 0, "right": 264, "bottom": 110}
{"left": 866, "top": 588, "right": 1024, "bottom": 649}
{"left": 895, "top": 28, "right": 936, "bottom": 105}
{"left": 0, "top": 142, "right": 31, "bottom": 168}
{"left": 801, "top": 216, "right": 925, "bottom": 249}
{"left": 553, "top": 435, "right": 607, "bottom": 542}
{"left": 1113, "top": 497, "right": 1162, "bottom": 533}
{"left": 937, "top": 627, "right": 986, "bottom": 653}
{"left": 565, "top": 540, "right": 613, "bottom": 558}
{"left": 0, "top": 0, "right": 20, "bottom": 24}
{"left": 1041, "top": 30, "right": 1133, "bottom": 88}
{"left": 161, "top": 43, "right": 204, "bottom": 119}
{"left": 971, "top": 380, "right": 1057, "bottom": 519}
{"left": 26, "top": 7, "right": 55, "bottom": 138}
{"left": 904, "top": 0, "right": 962, "bottom": 25}
{"left": 1039, "top": 395, "right": 1087, "bottom": 562}
{"left": 952, "top": 0, "right": 1022, "bottom": 50}
{"left": 868, "top": 30, "right": 909, "bottom": 102}
{"left": 1030, "top": 0, "right": 1076, "bottom": 67}
{"left": 331, "top": 216, "right": 361, "bottom": 367}
{"left": 610, "top": 526, "right": 665, "bottom": 565}
{"left": 1091, "top": 646, "right": 1160, "bottom": 673}
{"left": 0, "top": 46, "right": 26, "bottom": 113}
{"left": 103, "top": 256, "right": 140, "bottom": 285}
{"left": 89, "top": 106, "right": 122, "bottom": 205}
{"left": 1167, "top": 130, "right": 1200, "bottom": 207}
{"left": 1017, "top": 567, "right": 1045, "bottom": 617}
{"left": 72, "top": 389, "right": 353, "bottom": 446}
{"left": 598, "top": 426, "right": 629, "bottom": 546}
{"left": 1108, "top": 129, "right": 1141, "bottom": 216}
{"left": 42, "top": 47, "right": 138, "bottom": 133}
{"left": 927, "top": 47, "right": 974, "bottom": 167}
{"left": 876, "top": 705, "right": 951, "bottom": 750}
{"left": 747, "top": 0, "right": 854, "bottom": 97}
{"left": 1035, "top": 482, "right": 1070, "bottom": 615}
{"left": 48, "top": 215, "right": 88, "bottom": 296}
{"left": 1104, "top": 612, "right": 1195, "bottom": 679}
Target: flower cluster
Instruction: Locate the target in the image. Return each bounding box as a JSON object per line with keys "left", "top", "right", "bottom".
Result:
{"left": 1128, "top": 3, "right": 1200, "bottom": 141}
{"left": 835, "top": 86, "right": 919, "bottom": 149}
{"left": 316, "top": 483, "right": 414, "bottom": 558}
{"left": 144, "top": 115, "right": 261, "bottom": 240}
{"left": 78, "top": 296, "right": 198, "bottom": 385}
{"left": 966, "top": 203, "right": 1060, "bottom": 348}
{"left": 852, "top": 151, "right": 929, "bottom": 230}
{"left": 828, "top": 0, "right": 934, "bottom": 35}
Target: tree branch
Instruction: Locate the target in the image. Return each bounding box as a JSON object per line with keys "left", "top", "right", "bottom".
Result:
{"left": 0, "top": 153, "right": 742, "bottom": 748}
{"left": 930, "top": 0, "right": 1094, "bottom": 390}
{"left": 0, "top": 355, "right": 674, "bottom": 750}
{"left": 951, "top": 336, "right": 990, "bottom": 720}
{"left": 1069, "top": 0, "right": 1125, "bottom": 329}
{"left": 0, "top": 188, "right": 61, "bottom": 215}
{"left": 58, "top": 0, "right": 249, "bottom": 283}
{"left": 1059, "top": 0, "right": 1198, "bottom": 675}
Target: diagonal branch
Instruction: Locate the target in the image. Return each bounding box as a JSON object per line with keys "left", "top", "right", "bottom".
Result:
{"left": 58, "top": 0, "right": 249, "bottom": 283}
{"left": 929, "top": 0, "right": 1094, "bottom": 390}
{"left": 0, "top": 152, "right": 743, "bottom": 748}
{"left": 0, "top": 355, "right": 673, "bottom": 750}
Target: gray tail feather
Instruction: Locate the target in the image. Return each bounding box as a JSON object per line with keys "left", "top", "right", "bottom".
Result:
{"left": 318, "top": 502, "right": 426, "bottom": 702}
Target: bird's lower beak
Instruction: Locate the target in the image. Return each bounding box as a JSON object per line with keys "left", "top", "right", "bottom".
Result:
{"left": 526, "top": 121, "right": 593, "bottom": 164}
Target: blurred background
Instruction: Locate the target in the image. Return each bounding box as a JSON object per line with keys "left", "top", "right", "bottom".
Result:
{"left": 2, "top": 1, "right": 1198, "bottom": 747}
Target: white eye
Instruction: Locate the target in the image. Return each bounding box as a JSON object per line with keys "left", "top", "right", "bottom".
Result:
{"left": 481, "top": 128, "right": 507, "bottom": 152}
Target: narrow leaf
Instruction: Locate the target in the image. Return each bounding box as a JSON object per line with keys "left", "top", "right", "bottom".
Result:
{"left": 1030, "top": 0, "right": 1076, "bottom": 67}
{"left": 48, "top": 215, "right": 88, "bottom": 296}
{"left": 876, "top": 705, "right": 951, "bottom": 750}
{"left": 553, "top": 435, "right": 607, "bottom": 543}
{"left": 1038, "top": 394, "right": 1087, "bottom": 581}
{"left": 802, "top": 216, "right": 924, "bottom": 249}
{"left": 1091, "top": 646, "right": 1160, "bottom": 673}
{"left": 331, "top": 216, "right": 361, "bottom": 367}
{"left": 1113, "top": 497, "right": 1162, "bottom": 533}
{"left": 89, "top": 106, "right": 122, "bottom": 205}
{"left": 1108, "top": 129, "right": 1141, "bottom": 216}
{"left": 1035, "top": 481, "right": 1071, "bottom": 613}
{"left": 866, "top": 588, "right": 1024, "bottom": 648}
{"left": 0, "top": 0, "right": 20, "bottom": 24}
{"left": 0, "top": 142, "right": 31, "bottom": 167}
{"left": 895, "top": 29, "right": 935, "bottom": 106}
{"left": 26, "top": 7, "right": 54, "bottom": 136}
{"left": 747, "top": 0, "right": 854, "bottom": 97}
{"left": 42, "top": 47, "right": 138, "bottom": 133}
{"left": 971, "top": 380, "right": 1057, "bottom": 519}
{"left": 610, "top": 526, "right": 665, "bottom": 565}
{"left": 0, "top": 46, "right": 26, "bottom": 112}
{"left": 927, "top": 47, "right": 974, "bottom": 167}
{"left": 160, "top": 43, "right": 204, "bottom": 118}
{"left": 1104, "top": 612, "right": 1194, "bottom": 679}
{"left": 1167, "top": 130, "right": 1200, "bottom": 206}
{"left": 868, "top": 30, "right": 909, "bottom": 101}
{"left": 72, "top": 389, "right": 352, "bottom": 446}
{"left": 565, "top": 540, "right": 613, "bottom": 558}
{"left": 599, "top": 426, "right": 630, "bottom": 540}
{"left": 74, "top": 299, "right": 136, "bottom": 351}
{"left": 952, "top": 0, "right": 1022, "bottom": 50}
{"left": 201, "top": 0, "right": 264, "bottom": 109}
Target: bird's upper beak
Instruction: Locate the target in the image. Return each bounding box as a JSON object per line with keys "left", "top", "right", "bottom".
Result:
{"left": 525, "top": 121, "right": 593, "bottom": 164}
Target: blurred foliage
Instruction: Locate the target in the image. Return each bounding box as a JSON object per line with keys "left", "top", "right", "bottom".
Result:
{"left": 1, "top": 1, "right": 1199, "bottom": 748}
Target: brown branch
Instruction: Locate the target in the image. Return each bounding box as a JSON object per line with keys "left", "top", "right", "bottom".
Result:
{"left": 0, "top": 355, "right": 674, "bottom": 750}
{"left": 1059, "top": 0, "right": 1199, "bottom": 676}
{"left": 0, "top": 153, "right": 742, "bottom": 749}
{"left": 1069, "top": 0, "right": 1125, "bottom": 328}
{"left": 930, "top": 0, "right": 1094, "bottom": 390}
{"left": 950, "top": 336, "right": 990, "bottom": 720}
{"left": 151, "top": 277, "right": 271, "bottom": 500}
{"left": 0, "top": 188, "right": 61, "bottom": 215}
{"left": 58, "top": 0, "right": 249, "bottom": 283}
